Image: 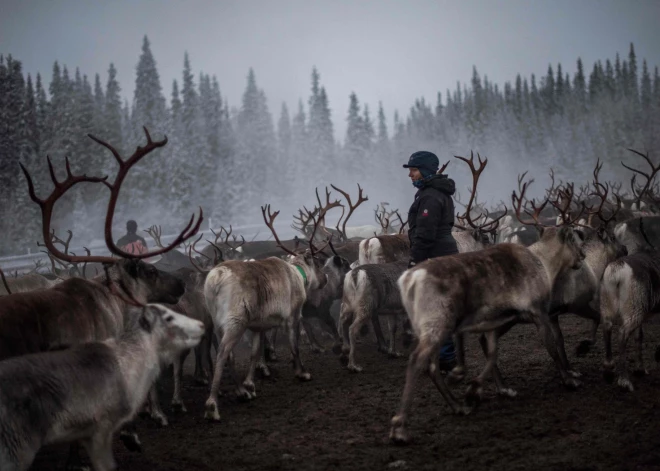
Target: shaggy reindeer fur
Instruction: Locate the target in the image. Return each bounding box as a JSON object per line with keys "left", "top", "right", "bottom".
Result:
{"left": 389, "top": 227, "right": 585, "bottom": 445}
{"left": 338, "top": 260, "right": 409, "bottom": 371}
{"left": 601, "top": 250, "right": 660, "bottom": 391}
{"left": 0, "top": 304, "right": 204, "bottom": 471}
{"left": 203, "top": 252, "right": 328, "bottom": 421}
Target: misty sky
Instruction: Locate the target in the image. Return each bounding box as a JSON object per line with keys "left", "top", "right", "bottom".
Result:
{"left": 2, "top": 0, "right": 659, "bottom": 141}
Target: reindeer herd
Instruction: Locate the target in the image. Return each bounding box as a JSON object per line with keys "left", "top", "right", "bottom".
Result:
{"left": 0, "top": 127, "right": 659, "bottom": 469}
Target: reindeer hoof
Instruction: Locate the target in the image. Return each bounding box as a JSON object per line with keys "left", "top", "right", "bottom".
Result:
{"left": 447, "top": 367, "right": 466, "bottom": 384}
{"left": 388, "top": 350, "right": 404, "bottom": 358}
{"left": 389, "top": 415, "right": 411, "bottom": 445}
{"left": 563, "top": 377, "right": 581, "bottom": 390}
{"left": 568, "top": 370, "right": 583, "bottom": 379}
{"left": 617, "top": 377, "right": 634, "bottom": 392}
{"left": 575, "top": 340, "right": 592, "bottom": 356}
{"left": 297, "top": 372, "right": 312, "bottom": 381}
{"left": 119, "top": 430, "right": 143, "bottom": 453}
{"left": 498, "top": 388, "right": 518, "bottom": 398}
{"left": 348, "top": 364, "right": 363, "bottom": 373}
{"left": 194, "top": 376, "right": 209, "bottom": 386}
{"left": 389, "top": 427, "right": 411, "bottom": 445}
{"left": 171, "top": 401, "right": 187, "bottom": 413}
{"left": 204, "top": 401, "right": 222, "bottom": 421}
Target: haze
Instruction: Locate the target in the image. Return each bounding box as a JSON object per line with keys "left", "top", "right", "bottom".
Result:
{"left": 2, "top": 0, "right": 659, "bottom": 140}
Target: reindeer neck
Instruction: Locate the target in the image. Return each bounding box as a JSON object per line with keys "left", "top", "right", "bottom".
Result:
{"left": 291, "top": 262, "right": 308, "bottom": 287}
{"left": 528, "top": 240, "right": 566, "bottom": 284}
{"left": 114, "top": 329, "right": 161, "bottom": 411}
{"left": 583, "top": 240, "right": 612, "bottom": 280}
{"left": 96, "top": 265, "right": 148, "bottom": 307}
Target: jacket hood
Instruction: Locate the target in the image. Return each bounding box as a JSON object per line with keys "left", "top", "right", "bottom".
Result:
{"left": 423, "top": 174, "right": 456, "bottom": 195}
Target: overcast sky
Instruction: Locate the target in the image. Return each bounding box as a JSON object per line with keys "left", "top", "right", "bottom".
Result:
{"left": 2, "top": 0, "right": 659, "bottom": 141}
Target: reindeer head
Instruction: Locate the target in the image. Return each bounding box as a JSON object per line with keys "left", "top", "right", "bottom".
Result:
{"left": 136, "top": 303, "right": 204, "bottom": 364}
{"left": 113, "top": 258, "right": 186, "bottom": 305}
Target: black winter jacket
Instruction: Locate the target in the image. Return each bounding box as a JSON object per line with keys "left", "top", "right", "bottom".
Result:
{"left": 408, "top": 174, "right": 459, "bottom": 264}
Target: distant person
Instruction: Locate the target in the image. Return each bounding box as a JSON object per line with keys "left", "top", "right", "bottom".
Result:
{"left": 117, "top": 220, "right": 148, "bottom": 255}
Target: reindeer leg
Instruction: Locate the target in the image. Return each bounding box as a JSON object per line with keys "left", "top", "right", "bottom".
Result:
{"left": 633, "top": 325, "right": 649, "bottom": 376}
{"left": 535, "top": 315, "right": 581, "bottom": 389}
{"left": 447, "top": 333, "right": 466, "bottom": 384}
{"left": 615, "top": 324, "right": 635, "bottom": 391}
{"left": 239, "top": 331, "right": 261, "bottom": 400}
{"left": 576, "top": 305, "right": 601, "bottom": 356}
{"left": 171, "top": 349, "right": 190, "bottom": 412}
{"left": 548, "top": 314, "right": 581, "bottom": 378}
{"left": 318, "top": 310, "right": 343, "bottom": 354}
{"left": 347, "top": 310, "right": 372, "bottom": 372}
{"left": 147, "top": 385, "right": 168, "bottom": 426}
{"left": 371, "top": 312, "right": 389, "bottom": 353}
{"left": 476, "top": 322, "right": 518, "bottom": 398}
{"left": 204, "top": 325, "right": 244, "bottom": 421}
{"left": 602, "top": 318, "right": 615, "bottom": 383}
{"left": 338, "top": 303, "right": 353, "bottom": 364}
{"left": 390, "top": 331, "right": 452, "bottom": 445}
{"left": 301, "top": 317, "right": 325, "bottom": 353}
{"left": 255, "top": 331, "right": 271, "bottom": 378}
{"left": 387, "top": 314, "right": 403, "bottom": 358}
{"left": 289, "top": 310, "right": 312, "bottom": 381}
{"left": 265, "top": 328, "right": 279, "bottom": 362}
{"left": 83, "top": 429, "right": 115, "bottom": 471}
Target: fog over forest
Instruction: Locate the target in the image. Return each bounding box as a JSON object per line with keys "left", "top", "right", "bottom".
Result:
{"left": 0, "top": 21, "right": 659, "bottom": 256}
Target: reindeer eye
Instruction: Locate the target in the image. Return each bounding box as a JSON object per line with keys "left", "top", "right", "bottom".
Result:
{"left": 165, "top": 316, "right": 174, "bottom": 322}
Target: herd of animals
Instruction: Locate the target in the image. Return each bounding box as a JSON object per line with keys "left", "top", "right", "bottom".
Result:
{"left": 1, "top": 127, "right": 660, "bottom": 469}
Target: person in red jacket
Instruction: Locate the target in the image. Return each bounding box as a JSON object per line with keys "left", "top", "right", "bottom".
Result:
{"left": 116, "top": 220, "right": 148, "bottom": 255}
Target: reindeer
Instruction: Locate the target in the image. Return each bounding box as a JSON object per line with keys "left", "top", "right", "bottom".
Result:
{"left": 202, "top": 202, "right": 334, "bottom": 421}
{"left": 0, "top": 303, "right": 204, "bottom": 471}
{"left": 342, "top": 154, "right": 505, "bottom": 367}
{"left": 547, "top": 161, "right": 628, "bottom": 362}
{"left": 600, "top": 150, "right": 660, "bottom": 392}
{"left": 388, "top": 173, "right": 586, "bottom": 446}
{"left": 0, "top": 128, "right": 202, "bottom": 454}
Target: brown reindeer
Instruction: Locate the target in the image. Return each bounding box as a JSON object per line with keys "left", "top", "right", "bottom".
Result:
{"left": 0, "top": 128, "right": 202, "bottom": 454}
{"left": 388, "top": 174, "right": 586, "bottom": 445}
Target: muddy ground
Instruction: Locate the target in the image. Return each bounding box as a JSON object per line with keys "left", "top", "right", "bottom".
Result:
{"left": 32, "top": 316, "right": 660, "bottom": 471}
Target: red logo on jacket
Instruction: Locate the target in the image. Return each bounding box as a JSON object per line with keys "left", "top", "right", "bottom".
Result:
{"left": 422, "top": 209, "right": 429, "bottom": 217}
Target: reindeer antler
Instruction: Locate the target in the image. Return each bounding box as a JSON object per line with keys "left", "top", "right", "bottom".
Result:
{"left": 144, "top": 225, "right": 164, "bottom": 248}
{"left": 330, "top": 183, "right": 368, "bottom": 241}
{"left": 511, "top": 173, "right": 551, "bottom": 227}
{"left": 20, "top": 127, "right": 203, "bottom": 266}
{"left": 261, "top": 204, "right": 298, "bottom": 257}
{"left": 622, "top": 148, "right": 660, "bottom": 209}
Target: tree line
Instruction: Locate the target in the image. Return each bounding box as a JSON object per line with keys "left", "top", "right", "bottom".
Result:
{"left": 0, "top": 37, "right": 658, "bottom": 256}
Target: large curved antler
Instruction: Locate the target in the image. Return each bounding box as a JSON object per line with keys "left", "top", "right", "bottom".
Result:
{"left": 20, "top": 127, "right": 203, "bottom": 266}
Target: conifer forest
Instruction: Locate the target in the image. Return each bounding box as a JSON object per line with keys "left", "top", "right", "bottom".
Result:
{"left": 1, "top": 38, "right": 658, "bottom": 255}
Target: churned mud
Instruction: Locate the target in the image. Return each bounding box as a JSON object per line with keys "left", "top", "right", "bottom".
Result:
{"left": 31, "top": 317, "right": 660, "bottom": 471}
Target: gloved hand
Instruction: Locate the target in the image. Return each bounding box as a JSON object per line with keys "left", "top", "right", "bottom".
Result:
{"left": 407, "top": 260, "right": 416, "bottom": 269}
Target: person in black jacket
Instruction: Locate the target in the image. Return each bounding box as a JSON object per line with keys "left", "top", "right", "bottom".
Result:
{"left": 403, "top": 150, "right": 458, "bottom": 371}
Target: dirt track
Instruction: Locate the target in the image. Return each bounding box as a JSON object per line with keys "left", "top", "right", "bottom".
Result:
{"left": 32, "top": 316, "right": 660, "bottom": 471}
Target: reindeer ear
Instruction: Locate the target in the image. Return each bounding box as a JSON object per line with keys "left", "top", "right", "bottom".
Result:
{"left": 333, "top": 255, "right": 342, "bottom": 267}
